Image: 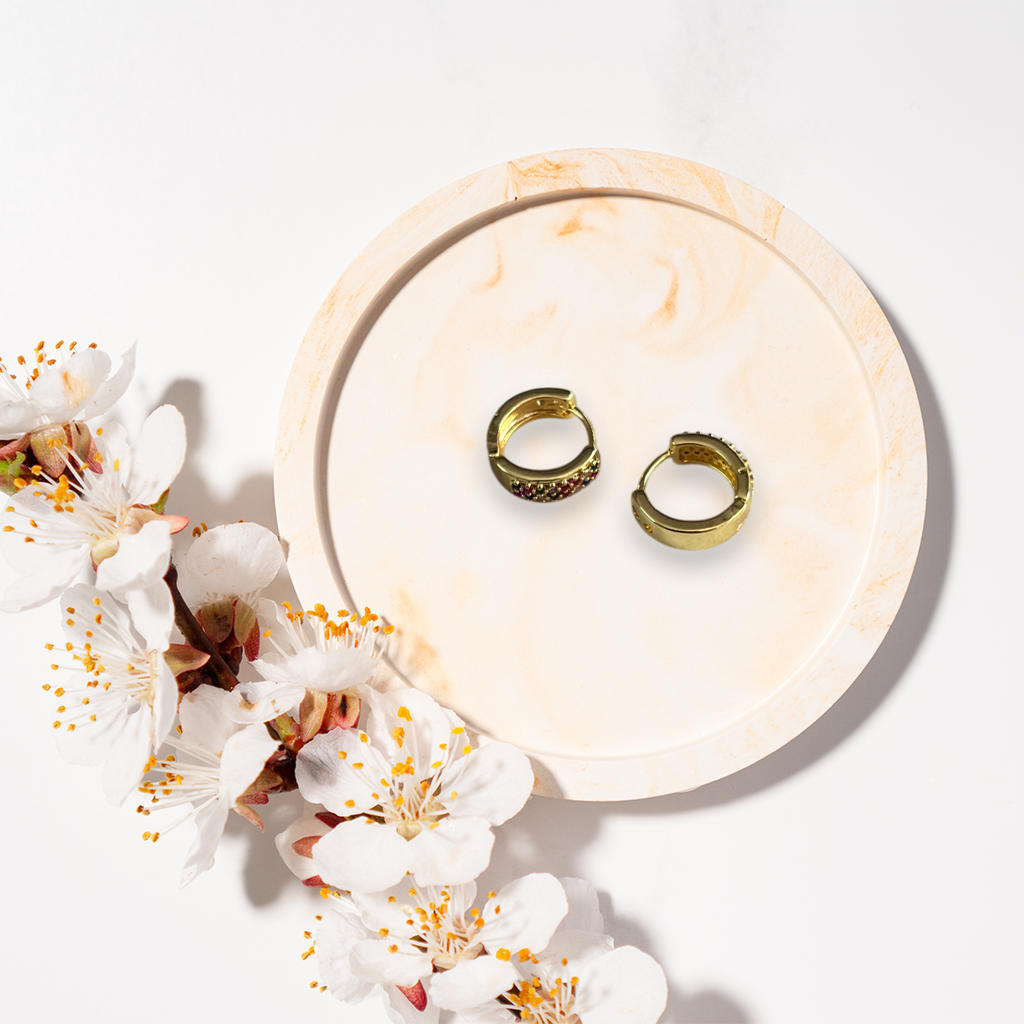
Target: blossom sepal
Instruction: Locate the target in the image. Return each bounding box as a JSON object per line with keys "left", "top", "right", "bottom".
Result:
{"left": 0, "top": 442, "right": 29, "bottom": 494}
{"left": 163, "top": 643, "right": 211, "bottom": 680}
{"left": 0, "top": 420, "right": 102, "bottom": 493}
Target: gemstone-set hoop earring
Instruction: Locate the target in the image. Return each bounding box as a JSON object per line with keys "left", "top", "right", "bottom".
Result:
{"left": 486, "top": 388, "right": 600, "bottom": 503}
{"left": 488, "top": 391, "right": 751, "bottom": 547}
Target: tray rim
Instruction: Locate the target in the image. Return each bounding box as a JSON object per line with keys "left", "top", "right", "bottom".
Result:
{"left": 275, "top": 147, "right": 928, "bottom": 799}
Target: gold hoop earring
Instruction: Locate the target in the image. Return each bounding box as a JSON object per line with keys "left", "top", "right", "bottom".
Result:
{"left": 487, "top": 388, "right": 600, "bottom": 502}
{"left": 632, "top": 433, "right": 752, "bottom": 548}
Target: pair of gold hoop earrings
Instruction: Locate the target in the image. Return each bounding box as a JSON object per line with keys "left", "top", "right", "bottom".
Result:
{"left": 486, "top": 387, "right": 753, "bottom": 550}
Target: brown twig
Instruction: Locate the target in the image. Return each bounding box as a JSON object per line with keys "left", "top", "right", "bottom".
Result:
{"left": 164, "top": 562, "right": 240, "bottom": 691}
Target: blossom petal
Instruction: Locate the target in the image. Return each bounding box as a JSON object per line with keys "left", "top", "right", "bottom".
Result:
{"left": 177, "top": 684, "right": 245, "bottom": 756}
{"left": 180, "top": 801, "right": 230, "bottom": 887}
{"left": 573, "top": 946, "right": 668, "bottom": 1024}
{"left": 176, "top": 521, "right": 283, "bottom": 605}
{"left": 253, "top": 645, "right": 375, "bottom": 695}
{"left": 479, "top": 873, "right": 567, "bottom": 956}
{"left": 219, "top": 724, "right": 281, "bottom": 803}
{"left": 95, "top": 519, "right": 172, "bottom": 596}
{"left": 125, "top": 579, "right": 174, "bottom": 650}
{"left": 26, "top": 347, "right": 112, "bottom": 425}
{"left": 150, "top": 658, "right": 178, "bottom": 753}
{"left": 316, "top": 902, "right": 378, "bottom": 1004}
{"left": 55, "top": 703, "right": 123, "bottom": 770}
{"left": 275, "top": 812, "right": 334, "bottom": 880}
{"left": 230, "top": 676, "right": 307, "bottom": 724}
{"left": 126, "top": 405, "right": 186, "bottom": 505}
{"left": 408, "top": 815, "right": 495, "bottom": 886}
{"left": 537, "top": 929, "right": 613, "bottom": 973}
{"left": 97, "top": 707, "right": 155, "bottom": 806}
{"left": 449, "top": 1003, "right": 516, "bottom": 1024}
{"left": 382, "top": 982, "right": 440, "bottom": 1024}
{"left": 558, "top": 876, "right": 605, "bottom": 934}
{"left": 438, "top": 741, "right": 534, "bottom": 825}
{"left": 0, "top": 541, "right": 89, "bottom": 611}
{"left": 365, "top": 686, "right": 460, "bottom": 767}
{"left": 295, "top": 727, "right": 384, "bottom": 814}
{"left": 350, "top": 938, "right": 433, "bottom": 986}
{"left": 96, "top": 420, "right": 132, "bottom": 484}
{"left": 77, "top": 342, "right": 136, "bottom": 422}
{"left": 311, "top": 817, "right": 412, "bottom": 893}
{"left": 429, "top": 955, "right": 518, "bottom": 1013}
{"left": 0, "top": 402, "right": 27, "bottom": 435}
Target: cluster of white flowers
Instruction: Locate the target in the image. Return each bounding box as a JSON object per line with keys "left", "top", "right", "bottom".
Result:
{"left": 2, "top": 342, "right": 668, "bottom": 1023}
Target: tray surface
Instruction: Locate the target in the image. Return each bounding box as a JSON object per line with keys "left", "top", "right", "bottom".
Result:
{"left": 276, "top": 150, "right": 927, "bottom": 800}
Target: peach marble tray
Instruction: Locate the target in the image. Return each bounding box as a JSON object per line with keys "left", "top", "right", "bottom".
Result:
{"left": 275, "top": 149, "right": 927, "bottom": 801}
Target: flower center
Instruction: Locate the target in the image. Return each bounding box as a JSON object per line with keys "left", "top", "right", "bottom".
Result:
{"left": 395, "top": 887, "right": 484, "bottom": 970}
{"left": 381, "top": 758, "right": 448, "bottom": 835}
{"left": 504, "top": 974, "right": 580, "bottom": 1024}
{"left": 45, "top": 596, "right": 160, "bottom": 733}
{"left": 136, "top": 747, "right": 222, "bottom": 842}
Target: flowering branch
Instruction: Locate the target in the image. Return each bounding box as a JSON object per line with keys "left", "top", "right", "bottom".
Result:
{"left": 2, "top": 340, "right": 669, "bottom": 1023}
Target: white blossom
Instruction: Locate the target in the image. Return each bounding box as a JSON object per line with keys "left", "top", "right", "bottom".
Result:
{"left": 455, "top": 878, "right": 668, "bottom": 1024}
{"left": 347, "top": 873, "right": 568, "bottom": 1014}
{"left": 496, "top": 939, "right": 667, "bottom": 1024}
{"left": 231, "top": 600, "right": 388, "bottom": 728}
{"left": 314, "top": 896, "right": 439, "bottom": 1023}
{"left": 0, "top": 405, "right": 187, "bottom": 612}
{"left": 48, "top": 583, "right": 176, "bottom": 805}
{"left": 0, "top": 341, "right": 135, "bottom": 437}
{"left": 174, "top": 521, "right": 283, "bottom": 607}
{"left": 296, "top": 687, "right": 534, "bottom": 892}
{"left": 137, "top": 684, "right": 280, "bottom": 886}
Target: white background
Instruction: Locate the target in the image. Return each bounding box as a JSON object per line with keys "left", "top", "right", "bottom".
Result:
{"left": 1, "top": 3, "right": 1020, "bottom": 1022}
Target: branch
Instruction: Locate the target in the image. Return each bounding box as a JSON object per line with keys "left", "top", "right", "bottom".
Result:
{"left": 164, "top": 562, "right": 241, "bottom": 691}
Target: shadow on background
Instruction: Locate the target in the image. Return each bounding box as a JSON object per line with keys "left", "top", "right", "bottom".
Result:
{"left": 156, "top": 378, "right": 280, "bottom": 535}
{"left": 484, "top": 802, "right": 752, "bottom": 1022}
{"left": 172, "top": 297, "right": 952, "bottom": 1023}
{"left": 225, "top": 788, "right": 309, "bottom": 907}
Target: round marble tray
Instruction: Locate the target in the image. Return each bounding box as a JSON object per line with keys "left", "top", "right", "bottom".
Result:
{"left": 275, "top": 149, "right": 927, "bottom": 801}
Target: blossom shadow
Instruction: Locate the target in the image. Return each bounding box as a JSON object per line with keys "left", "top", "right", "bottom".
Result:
{"left": 597, "top": 891, "right": 752, "bottom": 1024}
{"left": 154, "top": 378, "right": 280, "bottom": 534}
{"left": 224, "top": 788, "right": 307, "bottom": 907}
